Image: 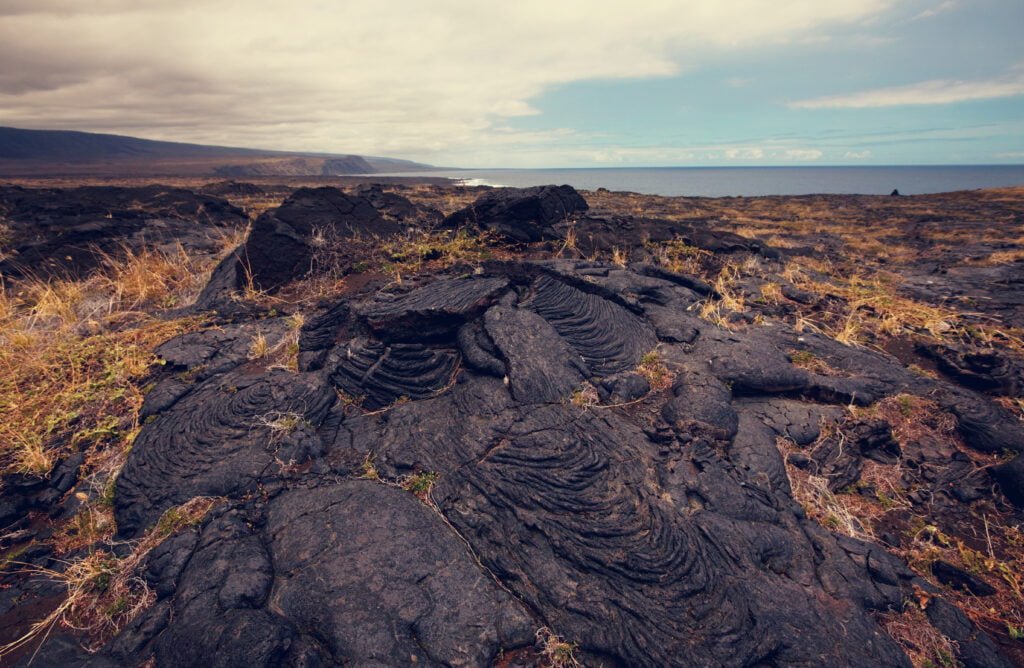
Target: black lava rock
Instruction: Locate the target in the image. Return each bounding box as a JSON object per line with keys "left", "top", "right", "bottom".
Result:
{"left": 0, "top": 185, "right": 247, "bottom": 280}
{"left": 443, "top": 184, "right": 589, "bottom": 242}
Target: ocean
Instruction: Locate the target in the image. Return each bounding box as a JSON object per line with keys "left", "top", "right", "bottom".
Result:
{"left": 377, "top": 165, "right": 1024, "bottom": 197}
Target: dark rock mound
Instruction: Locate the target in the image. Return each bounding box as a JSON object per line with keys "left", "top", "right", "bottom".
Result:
{"left": 991, "top": 454, "right": 1024, "bottom": 508}
{"left": 354, "top": 183, "right": 442, "bottom": 224}
{"left": 102, "top": 482, "right": 533, "bottom": 666}
{"left": 918, "top": 341, "right": 1023, "bottom": 395}
{"left": 115, "top": 368, "right": 334, "bottom": 537}
{"left": 80, "top": 259, "right": 1024, "bottom": 666}
{"left": 443, "top": 184, "right": 589, "bottom": 242}
{"left": 0, "top": 453, "right": 83, "bottom": 530}
{"left": 0, "top": 185, "right": 247, "bottom": 280}
{"left": 932, "top": 560, "right": 997, "bottom": 596}
{"left": 198, "top": 180, "right": 266, "bottom": 197}
{"left": 194, "top": 186, "right": 410, "bottom": 306}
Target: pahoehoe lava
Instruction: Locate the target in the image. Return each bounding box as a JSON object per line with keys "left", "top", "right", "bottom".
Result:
{"left": 8, "top": 183, "right": 1023, "bottom": 667}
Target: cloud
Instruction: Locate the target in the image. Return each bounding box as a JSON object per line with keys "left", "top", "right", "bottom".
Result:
{"left": 0, "top": 0, "right": 889, "bottom": 164}
{"left": 844, "top": 150, "right": 872, "bottom": 159}
{"left": 518, "top": 142, "right": 829, "bottom": 166}
{"left": 725, "top": 148, "right": 765, "bottom": 160}
{"left": 790, "top": 67, "right": 1024, "bottom": 109}
{"left": 910, "top": 0, "right": 957, "bottom": 22}
{"left": 783, "top": 149, "right": 824, "bottom": 160}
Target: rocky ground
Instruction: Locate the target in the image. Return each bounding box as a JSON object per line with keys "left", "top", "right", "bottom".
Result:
{"left": 1, "top": 180, "right": 1023, "bottom": 667}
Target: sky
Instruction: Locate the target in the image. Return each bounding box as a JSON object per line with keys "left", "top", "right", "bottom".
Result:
{"left": 0, "top": 0, "right": 1022, "bottom": 167}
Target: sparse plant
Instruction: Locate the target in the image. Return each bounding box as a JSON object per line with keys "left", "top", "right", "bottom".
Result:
{"left": 569, "top": 383, "right": 600, "bottom": 408}
{"left": 401, "top": 471, "right": 439, "bottom": 499}
{"left": 255, "top": 411, "right": 305, "bottom": 438}
{"left": 0, "top": 497, "right": 219, "bottom": 657}
{"left": 378, "top": 228, "right": 498, "bottom": 277}
{"left": 536, "top": 627, "right": 581, "bottom": 668}
{"left": 877, "top": 605, "right": 960, "bottom": 668}
{"left": 556, "top": 225, "right": 579, "bottom": 258}
{"left": 788, "top": 349, "right": 842, "bottom": 376}
{"left": 637, "top": 350, "right": 674, "bottom": 392}
{"left": 248, "top": 329, "right": 270, "bottom": 359}
{"left": 759, "top": 281, "right": 784, "bottom": 305}
{"left": 647, "top": 239, "right": 712, "bottom": 275}
{"left": 359, "top": 452, "right": 381, "bottom": 481}
{"left": 610, "top": 246, "right": 628, "bottom": 268}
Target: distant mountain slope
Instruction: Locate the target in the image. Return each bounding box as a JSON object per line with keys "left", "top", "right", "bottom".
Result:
{"left": 0, "top": 127, "right": 264, "bottom": 161}
{"left": 0, "top": 126, "right": 434, "bottom": 176}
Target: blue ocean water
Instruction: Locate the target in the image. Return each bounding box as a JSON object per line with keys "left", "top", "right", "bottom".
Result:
{"left": 379, "top": 165, "right": 1024, "bottom": 197}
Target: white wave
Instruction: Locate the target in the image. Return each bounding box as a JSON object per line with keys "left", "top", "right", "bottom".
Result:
{"left": 456, "top": 177, "right": 509, "bottom": 188}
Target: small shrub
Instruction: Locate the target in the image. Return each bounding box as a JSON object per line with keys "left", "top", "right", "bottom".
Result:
{"left": 248, "top": 330, "right": 270, "bottom": 359}
{"left": 402, "top": 471, "right": 439, "bottom": 499}
{"left": 637, "top": 351, "right": 674, "bottom": 392}
{"left": 570, "top": 383, "right": 599, "bottom": 408}
{"left": 536, "top": 627, "right": 581, "bottom": 668}
{"left": 358, "top": 453, "right": 380, "bottom": 481}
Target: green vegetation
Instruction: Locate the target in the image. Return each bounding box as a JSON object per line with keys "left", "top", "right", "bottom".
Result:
{"left": 401, "top": 471, "right": 439, "bottom": 498}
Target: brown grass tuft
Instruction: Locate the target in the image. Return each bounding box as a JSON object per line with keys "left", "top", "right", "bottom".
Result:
{"left": 0, "top": 497, "right": 221, "bottom": 657}
{"left": 877, "top": 605, "right": 960, "bottom": 668}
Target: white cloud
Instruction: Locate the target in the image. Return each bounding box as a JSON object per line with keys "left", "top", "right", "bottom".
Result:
{"left": 910, "top": 0, "right": 957, "bottom": 22}
{"left": 512, "top": 142, "right": 828, "bottom": 166}
{"left": 725, "top": 148, "right": 766, "bottom": 160}
{"left": 790, "top": 67, "right": 1024, "bottom": 109}
{"left": 783, "top": 149, "right": 824, "bottom": 160}
{"left": 0, "top": 0, "right": 889, "bottom": 164}
{"left": 844, "top": 150, "right": 872, "bottom": 159}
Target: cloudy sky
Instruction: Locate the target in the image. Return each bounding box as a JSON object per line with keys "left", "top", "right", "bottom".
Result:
{"left": 1, "top": 0, "right": 1022, "bottom": 167}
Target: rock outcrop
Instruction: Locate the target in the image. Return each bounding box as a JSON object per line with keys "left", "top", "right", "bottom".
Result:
{"left": 7, "top": 184, "right": 1024, "bottom": 667}
{"left": 194, "top": 186, "right": 421, "bottom": 307}
{"left": 443, "top": 184, "right": 589, "bottom": 242}
{"left": 95, "top": 256, "right": 1022, "bottom": 666}
{"left": 0, "top": 185, "right": 247, "bottom": 280}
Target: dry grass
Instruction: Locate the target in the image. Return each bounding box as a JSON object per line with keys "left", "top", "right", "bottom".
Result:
{"left": 637, "top": 350, "right": 674, "bottom": 392}
{"left": 0, "top": 238, "right": 230, "bottom": 662}
{"left": 569, "top": 383, "right": 600, "bottom": 409}
{"left": 377, "top": 228, "right": 500, "bottom": 277}
{"left": 698, "top": 263, "right": 747, "bottom": 328}
{"left": 790, "top": 470, "right": 877, "bottom": 539}
{"left": 965, "top": 249, "right": 1024, "bottom": 266}
{"left": 878, "top": 605, "right": 960, "bottom": 668}
{"left": 647, "top": 239, "right": 713, "bottom": 276}
{"left": 535, "top": 627, "right": 581, "bottom": 668}
{"left": 793, "top": 395, "right": 1024, "bottom": 649}
{"left": 758, "top": 281, "right": 783, "bottom": 305}
{"left": 854, "top": 394, "right": 959, "bottom": 448}
{"left": 556, "top": 225, "right": 579, "bottom": 258}
{"left": 610, "top": 246, "right": 629, "bottom": 268}
{"left": 94, "top": 243, "right": 210, "bottom": 310}
{"left": 0, "top": 244, "right": 215, "bottom": 476}
{"left": 0, "top": 237, "right": 231, "bottom": 658}
{"left": 895, "top": 517, "right": 1024, "bottom": 648}
{"left": 789, "top": 272, "right": 959, "bottom": 345}
{"left": 0, "top": 497, "right": 220, "bottom": 658}
{"left": 0, "top": 315, "right": 200, "bottom": 475}
{"left": 247, "top": 315, "right": 304, "bottom": 370}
